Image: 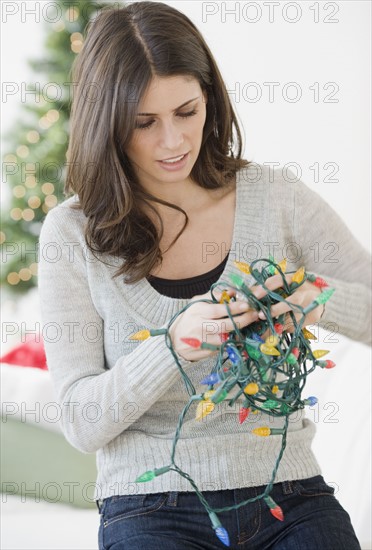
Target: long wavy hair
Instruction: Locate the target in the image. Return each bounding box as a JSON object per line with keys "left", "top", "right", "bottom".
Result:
{"left": 65, "top": 1, "right": 251, "bottom": 283}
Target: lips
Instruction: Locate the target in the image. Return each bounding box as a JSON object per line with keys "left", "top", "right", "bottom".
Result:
{"left": 157, "top": 152, "right": 190, "bottom": 171}
{"left": 160, "top": 153, "right": 187, "bottom": 162}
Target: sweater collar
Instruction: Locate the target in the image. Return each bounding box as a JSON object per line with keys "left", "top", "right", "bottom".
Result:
{"left": 109, "top": 165, "right": 264, "bottom": 327}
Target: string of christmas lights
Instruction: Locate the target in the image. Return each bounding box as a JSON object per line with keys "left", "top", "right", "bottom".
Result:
{"left": 129, "top": 257, "right": 336, "bottom": 547}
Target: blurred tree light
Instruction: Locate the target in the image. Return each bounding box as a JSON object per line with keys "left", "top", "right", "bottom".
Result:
{"left": 1, "top": 0, "right": 121, "bottom": 294}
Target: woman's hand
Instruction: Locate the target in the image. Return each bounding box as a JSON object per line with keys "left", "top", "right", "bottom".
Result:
{"left": 253, "top": 274, "right": 323, "bottom": 335}
{"left": 169, "top": 288, "right": 259, "bottom": 362}
{"left": 169, "top": 274, "right": 323, "bottom": 362}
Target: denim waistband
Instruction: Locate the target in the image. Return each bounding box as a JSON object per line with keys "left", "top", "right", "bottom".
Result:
{"left": 95, "top": 476, "right": 321, "bottom": 514}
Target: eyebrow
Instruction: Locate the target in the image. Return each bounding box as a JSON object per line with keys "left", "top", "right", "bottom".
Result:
{"left": 136, "top": 96, "right": 200, "bottom": 116}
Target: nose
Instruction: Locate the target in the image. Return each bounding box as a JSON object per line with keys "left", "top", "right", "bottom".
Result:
{"left": 159, "top": 119, "right": 184, "bottom": 151}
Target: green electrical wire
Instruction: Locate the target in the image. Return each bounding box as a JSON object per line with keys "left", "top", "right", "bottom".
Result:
{"left": 134, "top": 258, "right": 336, "bottom": 547}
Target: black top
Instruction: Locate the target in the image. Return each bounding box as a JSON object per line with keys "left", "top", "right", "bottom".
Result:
{"left": 147, "top": 253, "right": 229, "bottom": 299}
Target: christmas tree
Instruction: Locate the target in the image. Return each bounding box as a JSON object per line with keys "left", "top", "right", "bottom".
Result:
{"left": 1, "top": 0, "right": 120, "bottom": 294}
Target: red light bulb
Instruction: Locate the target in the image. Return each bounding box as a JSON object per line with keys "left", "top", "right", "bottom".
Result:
{"left": 270, "top": 506, "right": 284, "bottom": 521}
{"left": 238, "top": 407, "right": 250, "bottom": 424}
{"left": 274, "top": 323, "right": 284, "bottom": 334}
{"left": 313, "top": 277, "right": 329, "bottom": 289}
{"left": 180, "top": 337, "right": 201, "bottom": 348}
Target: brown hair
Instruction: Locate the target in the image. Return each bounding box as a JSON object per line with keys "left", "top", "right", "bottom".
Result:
{"left": 65, "top": 1, "right": 251, "bottom": 283}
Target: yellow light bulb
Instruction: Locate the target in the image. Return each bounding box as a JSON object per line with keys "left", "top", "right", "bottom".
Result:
{"left": 46, "top": 109, "right": 60, "bottom": 123}
{"left": 195, "top": 400, "right": 215, "bottom": 421}
{"left": 260, "top": 344, "right": 280, "bottom": 356}
{"left": 313, "top": 349, "right": 330, "bottom": 359}
{"left": 219, "top": 290, "right": 231, "bottom": 304}
{"left": 292, "top": 266, "right": 305, "bottom": 284}
{"left": 252, "top": 427, "right": 271, "bottom": 437}
{"left": 71, "top": 32, "right": 83, "bottom": 42}
{"left": 265, "top": 335, "right": 279, "bottom": 347}
{"left": 10, "top": 208, "right": 22, "bottom": 221}
{"left": 271, "top": 385, "right": 279, "bottom": 394}
{"left": 244, "top": 382, "right": 259, "bottom": 395}
{"left": 25, "top": 176, "right": 37, "bottom": 188}
{"left": 302, "top": 328, "right": 317, "bottom": 340}
{"left": 4, "top": 154, "right": 17, "bottom": 163}
{"left": 16, "top": 145, "right": 29, "bottom": 158}
{"left": 275, "top": 258, "right": 287, "bottom": 274}
{"left": 234, "top": 260, "right": 251, "bottom": 274}
{"left": 44, "top": 195, "right": 58, "bottom": 208}
{"left": 203, "top": 390, "right": 215, "bottom": 401}
{"left": 7, "top": 272, "right": 21, "bottom": 285}
{"left": 26, "top": 130, "right": 40, "bottom": 143}
{"left": 13, "top": 185, "right": 26, "bottom": 198}
{"left": 19, "top": 268, "right": 32, "bottom": 281}
{"left": 28, "top": 196, "right": 41, "bottom": 209}
{"left": 71, "top": 40, "right": 83, "bottom": 53}
{"left": 129, "top": 329, "right": 151, "bottom": 341}
{"left": 41, "top": 182, "right": 55, "bottom": 195}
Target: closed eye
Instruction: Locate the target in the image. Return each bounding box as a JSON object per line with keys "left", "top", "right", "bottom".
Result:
{"left": 135, "top": 109, "right": 198, "bottom": 130}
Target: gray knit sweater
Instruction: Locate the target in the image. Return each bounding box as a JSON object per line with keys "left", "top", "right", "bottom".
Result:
{"left": 37, "top": 163, "right": 372, "bottom": 501}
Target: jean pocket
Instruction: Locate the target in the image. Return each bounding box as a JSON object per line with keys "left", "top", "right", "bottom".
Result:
{"left": 293, "top": 476, "right": 336, "bottom": 497}
{"left": 102, "top": 493, "right": 168, "bottom": 528}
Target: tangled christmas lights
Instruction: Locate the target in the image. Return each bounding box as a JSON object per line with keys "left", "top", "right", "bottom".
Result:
{"left": 129, "top": 257, "right": 335, "bottom": 547}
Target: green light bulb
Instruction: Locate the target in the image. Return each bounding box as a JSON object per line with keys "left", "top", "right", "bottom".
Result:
{"left": 315, "top": 288, "right": 335, "bottom": 305}
{"left": 135, "top": 470, "right": 156, "bottom": 483}
{"left": 246, "top": 345, "right": 261, "bottom": 360}
{"left": 229, "top": 272, "right": 244, "bottom": 288}
{"left": 262, "top": 399, "right": 277, "bottom": 409}
{"left": 135, "top": 465, "right": 170, "bottom": 483}
{"left": 211, "top": 388, "right": 228, "bottom": 404}
{"left": 287, "top": 353, "right": 297, "bottom": 365}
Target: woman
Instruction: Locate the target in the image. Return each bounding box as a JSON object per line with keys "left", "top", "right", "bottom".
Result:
{"left": 38, "top": 2, "right": 370, "bottom": 548}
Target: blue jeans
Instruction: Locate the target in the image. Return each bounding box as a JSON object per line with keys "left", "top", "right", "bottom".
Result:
{"left": 97, "top": 475, "right": 361, "bottom": 549}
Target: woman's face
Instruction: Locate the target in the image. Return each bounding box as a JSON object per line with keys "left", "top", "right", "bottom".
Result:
{"left": 125, "top": 75, "right": 208, "bottom": 194}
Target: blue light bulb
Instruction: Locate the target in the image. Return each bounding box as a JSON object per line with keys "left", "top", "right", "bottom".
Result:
{"left": 226, "top": 346, "right": 240, "bottom": 365}
{"left": 200, "top": 372, "right": 221, "bottom": 385}
{"left": 251, "top": 332, "right": 264, "bottom": 343}
{"left": 304, "top": 396, "right": 318, "bottom": 406}
{"left": 215, "top": 526, "right": 230, "bottom": 547}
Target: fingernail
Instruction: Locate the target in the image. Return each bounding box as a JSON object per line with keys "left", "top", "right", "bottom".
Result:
{"left": 238, "top": 302, "right": 249, "bottom": 311}
{"left": 258, "top": 311, "right": 266, "bottom": 319}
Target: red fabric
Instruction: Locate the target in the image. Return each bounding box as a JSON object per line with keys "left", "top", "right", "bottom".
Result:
{"left": 0, "top": 334, "right": 48, "bottom": 370}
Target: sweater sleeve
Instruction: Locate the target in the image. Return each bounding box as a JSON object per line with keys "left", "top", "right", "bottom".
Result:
{"left": 291, "top": 177, "right": 372, "bottom": 346}
{"left": 37, "top": 207, "right": 193, "bottom": 454}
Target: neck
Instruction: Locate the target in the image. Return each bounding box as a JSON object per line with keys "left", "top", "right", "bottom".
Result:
{"left": 141, "top": 180, "right": 217, "bottom": 220}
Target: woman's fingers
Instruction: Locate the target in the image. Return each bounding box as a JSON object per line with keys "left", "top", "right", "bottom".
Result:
{"left": 197, "top": 310, "right": 259, "bottom": 343}
{"left": 183, "top": 274, "right": 314, "bottom": 353}
{"left": 250, "top": 273, "right": 293, "bottom": 300}
{"left": 263, "top": 297, "right": 299, "bottom": 319}
{"left": 208, "top": 299, "right": 252, "bottom": 319}
{"left": 212, "top": 309, "right": 259, "bottom": 333}
{"left": 193, "top": 274, "right": 294, "bottom": 319}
